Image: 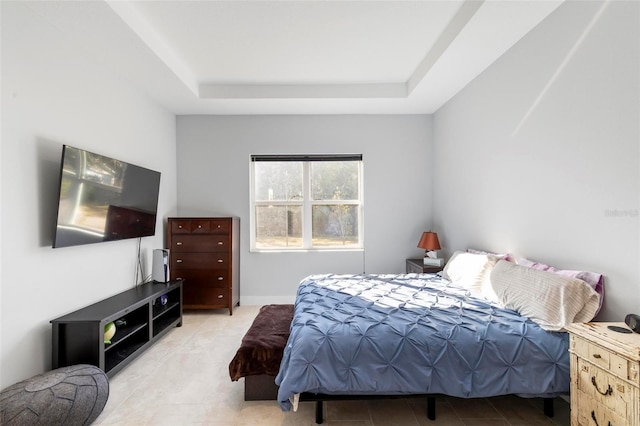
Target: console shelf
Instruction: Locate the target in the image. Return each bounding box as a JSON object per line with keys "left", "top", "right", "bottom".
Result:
{"left": 105, "top": 322, "right": 147, "bottom": 351}
{"left": 51, "top": 280, "right": 183, "bottom": 378}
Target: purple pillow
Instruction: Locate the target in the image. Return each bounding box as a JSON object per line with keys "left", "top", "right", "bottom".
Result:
{"left": 518, "top": 258, "right": 604, "bottom": 315}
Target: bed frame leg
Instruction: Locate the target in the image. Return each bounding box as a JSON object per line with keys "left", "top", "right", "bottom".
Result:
{"left": 427, "top": 396, "right": 436, "bottom": 420}
{"left": 315, "top": 400, "right": 323, "bottom": 424}
{"left": 543, "top": 398, "right": 554, "bottom": 417}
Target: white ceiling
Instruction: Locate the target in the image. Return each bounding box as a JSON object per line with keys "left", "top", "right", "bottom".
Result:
{"left": 25, "top": 0, "right": 564, "bottom": 115}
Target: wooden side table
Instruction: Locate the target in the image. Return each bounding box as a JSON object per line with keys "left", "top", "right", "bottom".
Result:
{"left": 566, "top": 322, "right": 640, "bottom": 426}
{"left": 406, "top": 258, "right": 443, "bottom": 274}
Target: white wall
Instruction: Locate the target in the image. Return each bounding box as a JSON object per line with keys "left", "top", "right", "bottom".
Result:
{"left": 1, "top": 2, "right": 177, "bottom": 388}
{"left": 432, "top": 0, "right": 639, "bottom": 321}
{"left": 176, "top": 115, "right": 433, "bottom": 304}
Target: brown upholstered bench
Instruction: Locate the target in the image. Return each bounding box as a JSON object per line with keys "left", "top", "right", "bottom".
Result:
{"left": 228, "top": 304, "right": 294, "bottom": 401}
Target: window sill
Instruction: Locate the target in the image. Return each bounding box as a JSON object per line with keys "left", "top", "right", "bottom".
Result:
{"left": 249, "top": 247, "right": 364, "bottom": 254}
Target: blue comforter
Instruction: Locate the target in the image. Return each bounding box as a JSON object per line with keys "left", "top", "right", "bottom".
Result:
{"left": 275, "top": 273, "right": 569, "bottom": 410}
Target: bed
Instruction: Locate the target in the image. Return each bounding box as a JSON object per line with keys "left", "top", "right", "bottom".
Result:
{"left": 275, "top": 256, "right": 601, "bottom": 421}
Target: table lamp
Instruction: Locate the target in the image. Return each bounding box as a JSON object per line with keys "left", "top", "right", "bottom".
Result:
{"left": 417, "top": 231, "right": 443, "bottom": 266}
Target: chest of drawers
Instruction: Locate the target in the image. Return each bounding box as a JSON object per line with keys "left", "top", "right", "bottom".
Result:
{"left": 566, "top": 322, "right": 640, "bottom": 426}
{"left": 167, "top": 217, "right": 239, "bottom": 315}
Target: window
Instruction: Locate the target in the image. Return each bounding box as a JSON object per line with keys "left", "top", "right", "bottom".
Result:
{"left": 250, "top": 154, "right": 363, "bottom": 251}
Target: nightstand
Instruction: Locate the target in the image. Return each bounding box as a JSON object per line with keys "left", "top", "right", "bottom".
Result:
{"left": 565, "top": 322, "right": 640, "bottom": 426}
{"left": 406, "top": 258, "right": 443, "bottom": 274}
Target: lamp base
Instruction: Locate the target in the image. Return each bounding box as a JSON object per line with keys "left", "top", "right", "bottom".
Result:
{"left": 423, "top": 257, "right": 444, "bottom": 267}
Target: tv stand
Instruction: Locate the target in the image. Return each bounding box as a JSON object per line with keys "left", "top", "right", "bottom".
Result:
{"left": 51, "top": 280, "right": 183, "bottom": 378}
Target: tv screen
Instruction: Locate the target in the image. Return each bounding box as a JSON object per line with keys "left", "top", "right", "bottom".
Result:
{"left": 53, "top": 145, "right": 161, "bottom": 248}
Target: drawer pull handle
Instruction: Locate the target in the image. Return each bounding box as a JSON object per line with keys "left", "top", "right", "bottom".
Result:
{"left": 217, "top": 259, "right": 223, "bottom": 263}
{"left": 217, "top": 277, "right": 223, "bottom": 281}
{"left": 178, "top": 225, "right": 183, "bottom": 229}
{"left": 198, "top": 225, "right": 202, "bottom": 228}
{"left": 593, "top": 353, "right": 602, "bottom": 359}
{"left": 591, "top": 377, "right": 613, "bottom": 396}
{"left": 591, "top": 410, "right": 612, "bottom": 426}
{"left": 176, "top": 242, "right": 183, "bottom": 246}
{"left": 218, "top": 242, "right": 224, "bottom": 245}
{"left": 176, "top": 259, "right": 183, "bottom": 263}
{"left": 218, "top": 294, "right": 223, "bottom": 299}
{"left": 217, "top": 225, "right": 221, "bottom": 228}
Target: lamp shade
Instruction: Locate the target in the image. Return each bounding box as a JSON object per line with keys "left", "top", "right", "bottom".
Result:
{"left": 417, "top": 232, "right": 441, "bottom": 251}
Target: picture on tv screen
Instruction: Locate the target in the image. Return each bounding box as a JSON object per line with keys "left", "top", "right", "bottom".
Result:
{"left": 53, "top": 145, "right": 161, "bottom": 248}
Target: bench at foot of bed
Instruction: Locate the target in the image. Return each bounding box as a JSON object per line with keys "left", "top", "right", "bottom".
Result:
{"left": 244, "top": 374, "right": 279, "bottom": 401}
{"left": 228, "top": 304, "right": 294, "bottom": 401}
{"left": 301, "top": 394, "right": 555, "bottom": 424}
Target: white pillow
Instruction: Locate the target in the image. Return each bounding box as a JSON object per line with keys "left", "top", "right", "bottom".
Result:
{"left": 490, "top": 260, "right": 600, "bottom": 331}
{"left": 442, "top": 251, "right": 500, "bottom": 301}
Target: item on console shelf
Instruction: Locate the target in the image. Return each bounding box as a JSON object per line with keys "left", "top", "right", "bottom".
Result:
{"left": 104, "top": 322, "right": 116, "bottom": 345}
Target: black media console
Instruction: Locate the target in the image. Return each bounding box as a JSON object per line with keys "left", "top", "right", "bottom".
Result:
{"left": 51, "top": 280, "right": 183, "bottom": 378}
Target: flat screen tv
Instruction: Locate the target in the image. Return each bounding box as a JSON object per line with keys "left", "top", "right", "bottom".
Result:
{"left": 53, "top": 145, "right": 161, "bottom": 248}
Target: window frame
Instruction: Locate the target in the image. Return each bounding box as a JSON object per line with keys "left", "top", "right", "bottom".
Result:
{"left": 250, "top": 154, "right": 364, "bottom": 252}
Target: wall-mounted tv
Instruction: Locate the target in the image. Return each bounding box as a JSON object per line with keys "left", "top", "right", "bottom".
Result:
{"left": 52, "top": 145, "right": 161, "bottom": 248}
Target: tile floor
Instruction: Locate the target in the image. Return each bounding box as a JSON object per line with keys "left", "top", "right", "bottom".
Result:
{"left": 94, "top": 305, "right": 571, "bottom": 425}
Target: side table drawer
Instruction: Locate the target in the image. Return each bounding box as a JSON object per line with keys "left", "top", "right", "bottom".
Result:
{"left": 406, "top": 261, "right": 424, "bottom": 274}
{"left": 577, "top": 358, "right": 630, "bottom": 419}
{"left": 405, "top": 259, "right": 443, "bottom": 274}
{"left": 572, "top": 335, "right": 630, "bottom": 381}
{"left": 576, "top": 388, "right": 625, "bottom": 426}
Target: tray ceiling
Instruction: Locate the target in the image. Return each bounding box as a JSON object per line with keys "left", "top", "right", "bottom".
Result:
{"left": 23, "top": 0, "right": 564, "bottom": 114}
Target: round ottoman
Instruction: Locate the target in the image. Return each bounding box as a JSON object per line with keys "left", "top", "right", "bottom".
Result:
{"left": 0, "top": 364, "right": 109, "bottom": 426}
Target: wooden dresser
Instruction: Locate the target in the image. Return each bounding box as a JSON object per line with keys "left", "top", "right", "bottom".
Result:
{"left": 566, "top": 322, "right": 640, "bottom": 426}
{"left": 167, "top": 217, "right": 239, "bottom": 315}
